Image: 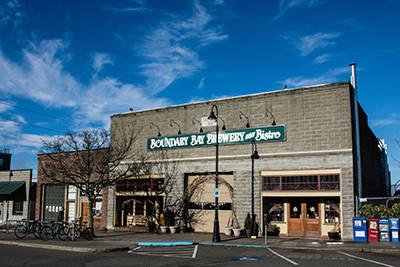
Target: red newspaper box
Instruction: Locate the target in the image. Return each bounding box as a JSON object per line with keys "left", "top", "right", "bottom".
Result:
{"left": 367, "top": 218, "right": 379, "bottom": 242}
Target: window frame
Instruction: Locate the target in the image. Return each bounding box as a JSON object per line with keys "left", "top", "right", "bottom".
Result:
{"left": 262, "top": 174, "right": 340, "bottom": 192}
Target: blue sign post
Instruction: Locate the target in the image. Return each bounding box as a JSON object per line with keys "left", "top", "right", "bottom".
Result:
{"left": 353, "top": 217, "right": 367, "bottom": 242}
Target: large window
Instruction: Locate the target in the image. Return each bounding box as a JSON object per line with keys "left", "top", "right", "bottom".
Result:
{"left": 116, "top": 178, "right": 165, "bottom": 192}
{"left": 324, "top": 201, "right": 340, "bottom": 224}
{"left": 268, "top": 202, "right": 284, "bottom": 222}
{"left": 262, "top": 174, "right": 340, "bottom": 192}
{"left": 13, "top": 200, "right": 23, "bottom": 215}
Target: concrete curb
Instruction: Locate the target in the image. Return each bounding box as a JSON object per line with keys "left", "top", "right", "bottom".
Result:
{"left": 137, "top": 241, "right": 193, "bottom": 246}
{"left": 199, "top": 242, "right": 270, "bottom": 248}
{"left": 0, "top": 240, "right": 130, "bottom": 253}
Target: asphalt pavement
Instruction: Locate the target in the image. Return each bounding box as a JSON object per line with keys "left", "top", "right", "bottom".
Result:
{"left": 1, "top": 230, "right": 400, "bottom": 254}
{"left": 1, "top": 243, "right": 399, "bottom": 267}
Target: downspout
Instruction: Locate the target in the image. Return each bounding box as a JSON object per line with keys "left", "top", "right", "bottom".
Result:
{"left": 350, "top": 63, "right": 362, "bottom": 215}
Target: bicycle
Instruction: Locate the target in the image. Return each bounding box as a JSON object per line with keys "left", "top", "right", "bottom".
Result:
{"left": 41, "top": 221, "right": 68, "bottom": 241}
{"left": 14, "top": 220, "right": 41, "bottom": 239}
{"left": 67, "top": 222, "right": 94, "bottom": 241}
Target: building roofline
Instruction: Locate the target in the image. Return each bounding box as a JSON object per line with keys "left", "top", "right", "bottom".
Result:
{"left": 112, "top": 81, "right": 350, "bottom": 117}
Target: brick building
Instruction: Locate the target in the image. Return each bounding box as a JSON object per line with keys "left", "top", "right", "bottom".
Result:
{"left": 107, "top": 81, "right": 390, "bottom": 240}
{"left": 35, "top": 150, "right": 108, "bottom": 229}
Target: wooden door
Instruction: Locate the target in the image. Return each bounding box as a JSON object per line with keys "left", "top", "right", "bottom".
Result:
{"left": 288, "top": 200, "right": 321, "bottom": 238}
{"left": 288, "top": 202, "right": 305, "bottom": 236}
{"left": 304, "top": 202, "right": 321, "bottom": 238}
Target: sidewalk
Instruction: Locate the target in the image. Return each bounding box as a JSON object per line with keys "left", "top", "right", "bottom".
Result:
{"left": 0, "top": 230, "right": 399, "bottom": 254}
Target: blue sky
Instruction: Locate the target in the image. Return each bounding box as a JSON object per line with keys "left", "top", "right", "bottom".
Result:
{"left": 0, "top": 0, "right": 399, "bottom": 187}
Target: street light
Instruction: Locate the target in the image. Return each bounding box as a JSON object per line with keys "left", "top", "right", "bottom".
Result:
{"left": 251, "top": 141, "right": 260, "bottom": 236}
{"left": 208, "top": 104, "right": 221, "bottom": 242}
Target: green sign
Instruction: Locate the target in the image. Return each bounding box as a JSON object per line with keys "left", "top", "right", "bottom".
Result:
{"left": 147, "top": 125, "right": 285, "bottom": 151}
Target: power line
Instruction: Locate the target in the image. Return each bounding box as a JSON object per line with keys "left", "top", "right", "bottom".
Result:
{"left": 0, "top": 101, "right": 62, "bottom": 120}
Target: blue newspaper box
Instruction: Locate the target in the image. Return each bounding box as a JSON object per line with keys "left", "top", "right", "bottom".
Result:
{"left": 389, "top": 218, "right": 399, "bottom": 242}
{"left": 353, "top": 217, "right": 367, "bottom": 242}
{"left": 379, "top": 219, "right": 390, "bottom": 242}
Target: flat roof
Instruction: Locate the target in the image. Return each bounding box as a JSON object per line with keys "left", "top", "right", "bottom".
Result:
{"left": 112, "top": 81, "right": 350, "bottom": 117}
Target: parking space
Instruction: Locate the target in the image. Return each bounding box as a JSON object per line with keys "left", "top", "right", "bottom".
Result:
{"left": 128, "top": 245, "right": 198, "bottom": 259}
{"left": 127, "top": 245, "right": 399, "bottom": 267}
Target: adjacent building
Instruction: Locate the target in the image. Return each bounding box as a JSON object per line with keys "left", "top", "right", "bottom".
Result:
{"left": 35, "top": 150, "right": 108, "bottom": 229}
{"left": 0, "top": 153, "right": 35, "bottom": 224}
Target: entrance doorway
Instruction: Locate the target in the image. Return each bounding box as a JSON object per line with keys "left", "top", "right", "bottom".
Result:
{"left": 288, "top": 198, "right": 321, "bottom": 238}
{"left": 115, "top": 196, "right": 162, "bottom": 227}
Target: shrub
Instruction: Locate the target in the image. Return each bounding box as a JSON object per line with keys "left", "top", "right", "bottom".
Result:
{"left": 358, "top": 203, "right": 400, "bottom": 218}
{"left": 244, "top": 213, "right": 252, "bottom": 230}
{"left": 164, "top": 209, "right": 176, "bottom": 226}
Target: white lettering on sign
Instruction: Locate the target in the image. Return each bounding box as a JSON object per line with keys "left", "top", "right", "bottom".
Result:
{"left": 150, "top": 136, "right": 189, "bottom": 149}
{"left": 255, "top": 129, "right": 281, "bottom": 141}
{"left": 190, "top": 135, "right": 205, "bottom": 146}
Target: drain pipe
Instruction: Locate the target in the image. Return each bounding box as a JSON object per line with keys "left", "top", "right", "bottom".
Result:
{"left": 350, "top": 63, "right": 362, "bottom": 215}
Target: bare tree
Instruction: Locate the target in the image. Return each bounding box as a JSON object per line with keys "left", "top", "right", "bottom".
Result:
{"left": 40, "top": 126, "right": 143, "bottom": 232}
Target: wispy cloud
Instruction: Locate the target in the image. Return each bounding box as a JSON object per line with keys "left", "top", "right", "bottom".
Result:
{"left": 292, "top": 32, "right": 341, "bottom": 56}
{"left": 314, "top": 53, "right": 331, "bottom": 64}
{"left": 139, "top": 0, "right": 228, "bottom": 94}
{"left": 274, "top": 0, "right": 321, "bottom": 21}
{"left": 92, "top": 53, "right": 114, "bottom": 74}
{"left": 371, "top": 119, "right": 400, "bottom": 127}
{"left": 0, "top": 1, "right": 226, "bottom": 127}
{"left": 371, "top": 113, "right": 400, "bottom": 127}
{"left": 0, "top": 101, "right": 14, "bottom": 113}
{"left": 197, "top": 77, "right": 206, "bottom": 89}
{"left": 0, "top": 39, "right": 169, "bottom": 127}
{"left": 0, "top": 0, "right": 24, "bottom": 27}
{"left": 280, "top": 67, "right": 348, "bottom": 88}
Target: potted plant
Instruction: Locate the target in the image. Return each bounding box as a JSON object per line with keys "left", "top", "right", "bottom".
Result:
{"left": 328, "top": 221, "right": 341, "bottom": 241}
{"left": 267, "top": 224, "right": 280, "bottom": 236}
{"left": 165, "top": 209, "right": 177, "bottom": 234}
{"left": 159, "top": 213, "right": 169, "bottom": 233}
{"left": 244, "top": 213, "right": 252, "bottom": 237}
{"left": 232, "top": 215, "right": 241, "bottom": 238}
{"left": 145, "top": 217, "right": 156, "bottom": 232}
{"left": 224, "top": 214, "right": 233, "bottom": 236}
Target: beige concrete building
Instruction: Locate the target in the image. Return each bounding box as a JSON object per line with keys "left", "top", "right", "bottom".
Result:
{"left": 107, "top": 81, "right": 390, "bottom": 240}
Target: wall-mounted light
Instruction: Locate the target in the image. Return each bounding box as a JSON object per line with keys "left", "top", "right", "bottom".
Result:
{"left": 170, "top": 119, "right": 182, "bottom": 135}
{"left": 239, "top": 111, "right": 250, "bottom": 128}
{"left": 192, "top": 117, "right": 203, "bottom": 133}
{"left": 150, "top": 122, "right": 161, "bottom": 137}
{"left": 265, "top": 107, "right": 277, "bottom": 126}
{"left": 219, "top": 116, "right": 226, "bottom": 131}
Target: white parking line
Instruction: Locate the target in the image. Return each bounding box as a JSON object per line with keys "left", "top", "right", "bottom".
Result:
{"left": 129, "top": 246, "right": 197, "bottom": 259}
{"left": 337, "top": 251, "right": 395, "bottom": 267}
{"left": 267, "top": 248, "right": 299, "bottom": 265}
{"left": 192, "top": 245, "right": 198, "bottom": 258}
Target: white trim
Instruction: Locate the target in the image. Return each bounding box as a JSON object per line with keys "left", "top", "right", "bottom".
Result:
{"left": 121, "top": 149, "right": 352, "bottom": 164}
{"left": 338, "top": 251, "right": 394, "bottom": 267}
{"left": 267, "top": 248, "right": 299, "bottom": 265}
